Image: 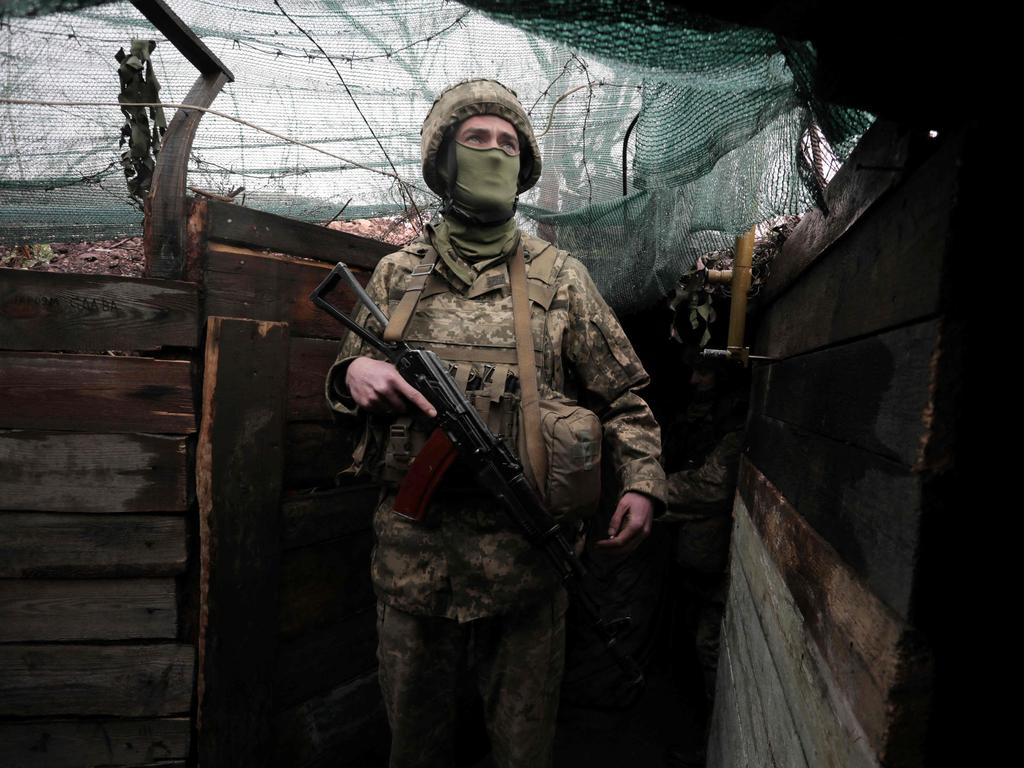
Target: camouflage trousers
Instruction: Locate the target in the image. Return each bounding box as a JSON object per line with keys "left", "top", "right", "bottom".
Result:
{"left": 377, "top": 590, "right": 567, "bottom": 768}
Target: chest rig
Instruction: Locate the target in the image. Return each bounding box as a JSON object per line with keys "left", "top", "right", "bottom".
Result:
{"left": 377, "top": 235, "right": 568, "bottom": 487}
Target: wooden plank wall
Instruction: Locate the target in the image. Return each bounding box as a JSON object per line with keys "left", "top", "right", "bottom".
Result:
{"left": 0, "top": 269, "right": 200, "bottom": 768}
{"left": 708, "top": 120, "right": 969, "bottom": 768}
{"left": 189, "top": 198, "right": 390, "bottom": 767}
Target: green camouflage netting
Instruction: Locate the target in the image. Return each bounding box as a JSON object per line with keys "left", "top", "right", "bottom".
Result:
{"left": 0, "top": 0, "right": 871, "bottom": 312}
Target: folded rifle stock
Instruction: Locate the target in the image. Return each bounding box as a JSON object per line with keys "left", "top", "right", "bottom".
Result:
{"left": 311, "top": 261, "right": 644, "bottom": 689}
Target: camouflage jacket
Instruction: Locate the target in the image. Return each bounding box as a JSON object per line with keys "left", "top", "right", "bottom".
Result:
{"left": 327, "top": 231, "right": 666, "bottom": 621}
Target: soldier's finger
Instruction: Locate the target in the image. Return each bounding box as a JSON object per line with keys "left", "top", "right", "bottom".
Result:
{"left": 606, "top": 500, "right": 629, "bottom": 537}
{"left": 395, "top": 377, "right": 437, "bottom": 418}
{"left": 381, "top": 387, "right": 408, "bottom": 412}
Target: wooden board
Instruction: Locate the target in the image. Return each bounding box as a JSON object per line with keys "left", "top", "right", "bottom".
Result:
{"left": 737, "top": 461, "right": 930, "bottom": 763}
{"left": 0, "top": 513, "right": 187, "bottom": 578}
{"left": 282, "top": 484, "right": 379, "bottom": 550}
{"left": 713, "top": 501, "right": 878, "bottom": 768}
{"left": 0, "top": 352, "right": 195, "bottom": 434}
{"left": 204, "top": 243, "right": 369, "bottom": 339}
{"left": 284, "top": 421, "right": 360, "bottom": 490}
{"left": 287, "top": 337, "right": 341, "bottom": 421}
{"left": 278, "top": 532, "right": 375, "bottom": 639}
{"left": 746, "top": 414, "right": 920, "bottom": 618}
{"left": 206, "top": 199, "right": 391, "bottom": 270}
{"left": 273, "top": 669, "right": 388, "bottom": 768}
{"left": 755, "top": 127, "right": 963, "bottom": 360}
{"left": 144, "top": 70, "right": 230, "bottom": 279}
{"left": 761, "top": 120, "right": 911, "bottom": 305}
{"left": 0, "top": 644, "right": 194, "bottom": 717}
{"left": 274, "top": 607, "right": 378, "bottom": 709}
{"left": 0, "top": 269, "right": 198, "bottom": 351}
{"left": 0, "top": 717, "right": 190, "bottom": 768}
{"left": 0, "top": 431, "right": 189, "bottom": 513}
{"left": 0, "top": 579, "right": 177, "bottom": 642}
{"left": 750, "top": 319, "right": 938, "bottom": 468}
{"left": 196, "top": 317, "right": 288, "bottom": 768}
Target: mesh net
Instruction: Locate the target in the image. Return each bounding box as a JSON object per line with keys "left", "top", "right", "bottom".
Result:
{"left": 0, "top": 0, "right": 871, "bottom": 312}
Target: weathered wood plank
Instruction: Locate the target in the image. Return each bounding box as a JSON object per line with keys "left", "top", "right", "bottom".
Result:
{"left": 287, "top": 336, "right": 340, "bottom": 421}
{"left": 737, "top": 461, "right": 930, "bottom": 765}
{"left": 0, "top": 513, "right": 187, "bottom": 578}
{"left": 716, "top": 541, "right": 808, "bottom": 768}
{"left": 0, "top": 352, "right": 195, "bottom": 434}
{"left": 282, "top": 484, "right": 379, "bottom": 550}
{"left": 746, "top": 414, "right": 920, "bottom": 618}
{"left": 196, "top": 317, "right": 288, "bottom": 768}
{"left": 273, "top": 669, "right": 388, "bottom": 768}
{"left": 128, "top": 0, "right": 233, "bottom": 79}
{"left": 206, "top": 199, "right": 391, "bottom": 270}
{"left": 761, "top": 120, "right": 911, "bottom": 305}
{"left": 756, "top": 126, "right": 964, "bottom": 359}
{"left": 0, "top": 717, "right": 190, "bottom": 768}
{"left": 0, "top": 644, "right": 194, "bottom": 717}
{"left": 144, "top": 68, "right": 230, "bottom": 278}
{"left": 274, "top": 607, "right": 378, "bottom": 709}
{"left": 750, "top": 320, "right": 938, "bottom": 468}
{"left": 0, "top": 579, "right": 177, "bottom": 643}
{"left": 279, "top": 532, "right": 375, "bottom": 639}
{"left": 0, "top": 269, "right": 198, "bottom": 351}
{"left": 0, "top": 431, "right": 189, "bottom": 513}
{"left": 284, "top": 421, "right": 359, "bottom": 490}
{"left": 204, "top": 243, "right": 369, "bottom": 339}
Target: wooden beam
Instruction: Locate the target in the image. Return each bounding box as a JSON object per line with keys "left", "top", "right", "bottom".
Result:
{"left": 760, "top": 120, "right": 911, "bottom": 305}
{"left": 0, "top": 579, "right": 177, "bottom": 642}
{"left": 129, "top": 0, "right": 233, "bottom": 79}
{"left": 745, "top": 414, "right": 921, "bottom": 617}
{"left": 278, "top": 532, "right": 375, "bottom": 639}
{"left": 0, "top": 717, "right": 190, "bottom": 768}
{"left": 0, "top": 644, "right": 194, "bottom": 717}
{"left": 282, "top": 484, "right": 379, "bottom": 551}
{"left": 0, "top": 269, "right": 198, "bottom": 352}
{"left": 144, "top": 72, "right": 230, "bottom": 278}
{"left": 206, "top": 199, "right": 392, "bottom": 269}
{"left": 0, "top": 352, "right": 195, "bottom": 434}
{"left": 196, "top": 317, "right": 288, "bottom": 768}
{"left": 734, "top": 461, "right": 931, "bottom": 765}
{"left": 204, "top": 243, "right": 369, "bottom": 339}
{"left": 755, "top": 126, "right": 963, "bottom": 359}
{"left": 0, "top": 431, "right": 190, "bottom": 513}
{"left": 0, "top": 513, "right": 187, "bottom": 578}
{"left": 750, "top": 319, "right": 939, "bottom": 468}
{"left": 287, "top": 336, "right": 341, "bottom": 421}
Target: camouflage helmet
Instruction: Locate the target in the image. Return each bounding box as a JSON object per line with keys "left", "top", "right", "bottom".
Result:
{"left": 421, "top": 79, "right": 542, "bottom": 198}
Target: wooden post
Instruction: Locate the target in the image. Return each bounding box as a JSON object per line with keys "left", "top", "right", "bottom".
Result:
{"left": 130, "top": 0, "right": 234, "bottom": 279}
{"left": 196, "top": 316, "right": 288, "bottom": 767}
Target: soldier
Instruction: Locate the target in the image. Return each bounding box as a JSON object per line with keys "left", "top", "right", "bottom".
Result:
{"left": 660, "top": 354, "right": 747, "bottom": 768}
{"left": 326, "top": 79, "right": 666, "bottom": 768}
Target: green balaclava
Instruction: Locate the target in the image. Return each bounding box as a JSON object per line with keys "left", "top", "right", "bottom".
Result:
{"left": 433, "top": 141, "right": 520, "bottom": 270}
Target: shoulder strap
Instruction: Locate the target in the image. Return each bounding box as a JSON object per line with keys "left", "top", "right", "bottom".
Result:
{"left": 383, "top": 247, "right": 440, "bottom": 342}
{"left": 510, "top": 239, "right": 547, "bottom": 492}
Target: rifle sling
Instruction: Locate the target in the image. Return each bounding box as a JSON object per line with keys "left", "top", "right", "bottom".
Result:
{"left": 510, "top": 239, "right": 547, "bottom": 493}
{"left": 383, "top": 248, "right": 440, "bottom": 342}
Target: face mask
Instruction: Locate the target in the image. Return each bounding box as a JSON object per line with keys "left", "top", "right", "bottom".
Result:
{"left": 451, "top": 143, "right": 520, "bottom": 223}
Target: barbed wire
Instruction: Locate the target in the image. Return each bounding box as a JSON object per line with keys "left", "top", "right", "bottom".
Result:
{"left": 273, "top": 0, "right": 424, "bottom": 228}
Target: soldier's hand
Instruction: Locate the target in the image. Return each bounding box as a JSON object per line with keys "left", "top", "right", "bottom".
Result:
{"left": 345, "top": 357, "right": 437, "bottom": 418}
{"left": 596, "top": 491, "right": 654, "bottom": 555}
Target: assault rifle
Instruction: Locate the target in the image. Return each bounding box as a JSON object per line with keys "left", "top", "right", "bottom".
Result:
{"left": 311, "top": 262, "right": 644, "bottom": 689}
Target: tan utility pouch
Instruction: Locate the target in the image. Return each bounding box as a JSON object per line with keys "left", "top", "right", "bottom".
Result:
{"left": 517, "top": 397, "right": 602, "bottom": 523}
{"left": 510, "top": 241, "right": 602, "bottom": 523}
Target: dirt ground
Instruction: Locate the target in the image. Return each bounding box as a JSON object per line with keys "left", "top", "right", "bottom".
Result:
{"left": 0, "top": 215, "right": 420, "bottom": 278}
